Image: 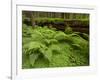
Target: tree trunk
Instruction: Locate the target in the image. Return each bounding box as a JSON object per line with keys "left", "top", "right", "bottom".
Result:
{"left": 30, "top": 11, "right": 35, "bottom": 28}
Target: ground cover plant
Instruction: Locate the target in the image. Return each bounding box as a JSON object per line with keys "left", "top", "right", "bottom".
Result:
{"left": 22, "top": 24, "right": 89, "bottom": 69}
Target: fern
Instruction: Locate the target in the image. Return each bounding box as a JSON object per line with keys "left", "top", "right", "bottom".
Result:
{"left": 22, "top": 26, "right": 89, "bottom": 68}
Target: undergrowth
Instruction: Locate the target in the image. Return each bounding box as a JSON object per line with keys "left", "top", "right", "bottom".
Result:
{"left": 22, "top": 24, "right": 89, "bottom": 68}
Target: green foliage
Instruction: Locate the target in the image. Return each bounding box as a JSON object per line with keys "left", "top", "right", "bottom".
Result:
{"left": 64, "top": 25, "right": 73, "bottom": 34}
{"left": 22, "top": 24, "right": 89, "bottom": 69}
{"left": 35, "top": 18, "right": 64, "bottom": 23}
